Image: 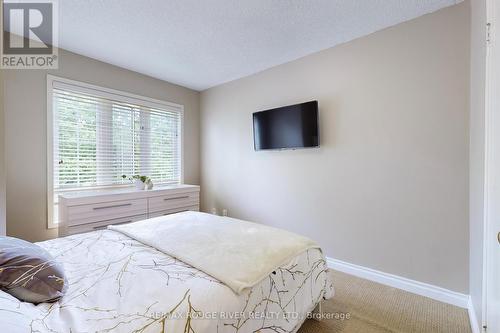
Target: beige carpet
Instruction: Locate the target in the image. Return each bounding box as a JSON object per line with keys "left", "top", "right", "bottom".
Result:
{"left": 298, "top": 270, "right": 471, "bottom": 333}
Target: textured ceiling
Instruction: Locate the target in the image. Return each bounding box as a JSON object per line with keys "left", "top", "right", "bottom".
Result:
{"left": 53, "top": 0, "right": 461, "bottom": 91}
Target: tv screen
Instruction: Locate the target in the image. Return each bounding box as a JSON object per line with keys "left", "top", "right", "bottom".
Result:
{"left": 253, "top": 101, "right": 319, "bottom": 150}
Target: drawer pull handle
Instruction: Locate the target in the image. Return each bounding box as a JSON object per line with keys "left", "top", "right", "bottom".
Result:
{"left": 163, "top": 210, "right": 188, "bottom": 216}
{"left": 93, "top": 220, "right": 132, "bottom": 230}
{"left": 93, "top": 203, "right": 132, "bottom": 210}
{"left": 164, "top": 196, "right": 189, "bottom": 201}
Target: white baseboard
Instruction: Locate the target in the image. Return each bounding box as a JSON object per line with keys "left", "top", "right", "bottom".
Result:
{"left": 467, "top": 297, "right": 482, "bottom": 333}
{"left": 326, "top": 257, "right": 469, "bottom": 309}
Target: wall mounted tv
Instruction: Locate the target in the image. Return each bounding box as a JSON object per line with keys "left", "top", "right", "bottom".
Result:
{"left": 253, "top": 100, "right": 319, "bottom": 151}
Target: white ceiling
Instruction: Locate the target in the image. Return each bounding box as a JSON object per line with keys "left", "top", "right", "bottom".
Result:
{"left": 55, "top": 0, "right": 460, "bottom": 91}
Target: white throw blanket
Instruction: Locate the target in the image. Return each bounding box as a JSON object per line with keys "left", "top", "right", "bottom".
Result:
{"left": 108, "top": 211, "right": 320, "bottom": 294}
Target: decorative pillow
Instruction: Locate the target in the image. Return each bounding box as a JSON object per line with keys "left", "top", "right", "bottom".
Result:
{"left": 0, "top": 236, "right": 67, "bottom": 303}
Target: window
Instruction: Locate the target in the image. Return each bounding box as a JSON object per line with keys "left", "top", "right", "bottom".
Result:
{"left": 47, "top": 76, "right": 183, "bottom": 227}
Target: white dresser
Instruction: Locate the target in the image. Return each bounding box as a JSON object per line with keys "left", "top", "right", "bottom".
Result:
{"left": 58, "top": 184, "right": 200, "bottom": 236}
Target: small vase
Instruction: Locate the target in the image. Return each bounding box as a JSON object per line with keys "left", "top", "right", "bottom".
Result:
{"left": 135, "top": 179, "right": 145, "bottom": 190}
{"left": 146, "top": 180, "right": 153, "bottom": 190}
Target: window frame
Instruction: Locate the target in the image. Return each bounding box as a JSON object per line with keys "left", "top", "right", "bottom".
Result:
{"left": 46, "top": 75, "right": 184, "bottom": 229}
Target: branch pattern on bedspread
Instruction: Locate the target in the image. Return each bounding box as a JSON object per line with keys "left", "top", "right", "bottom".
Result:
{"left": 0, "top": 230, "right": 333, "bottom": 333}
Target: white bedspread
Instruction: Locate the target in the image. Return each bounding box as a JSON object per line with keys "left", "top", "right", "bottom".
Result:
{"left": 109, "top": 211, "right": 320, "bottom": 294}
{"left": 0, "top": 229, "right": 333, "bottom": 333}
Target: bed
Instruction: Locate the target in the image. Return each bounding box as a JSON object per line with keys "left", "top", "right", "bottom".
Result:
{"left": 0, "top": 212, "right": 333, "bottom": 333}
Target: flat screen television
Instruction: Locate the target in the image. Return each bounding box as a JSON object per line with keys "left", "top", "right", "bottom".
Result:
{"left": 253, "top": 101, "right": 319, "bottom": 150}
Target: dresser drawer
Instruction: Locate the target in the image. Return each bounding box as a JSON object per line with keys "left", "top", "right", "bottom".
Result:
{"left": 67, "top": 198, "right": 147, "bottom": 226}
{"left": 66, "top": 214, "right": 147, "bottom": 235}
{"left": 148, "top": 205, "right": 199, "bottom": 218}
{"left": 148, "top": 191, "right": 199, "bottom": 213}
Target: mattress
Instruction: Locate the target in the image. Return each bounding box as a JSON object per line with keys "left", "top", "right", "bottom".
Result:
{"left": 0, "top": 229, "right": 333, "bottom": 332}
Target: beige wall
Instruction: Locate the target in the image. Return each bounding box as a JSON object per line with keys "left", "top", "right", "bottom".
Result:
{"left": 200, "top": 3, "right": 470, "bottom": 293}
{"left": 0, "top": 0, "right": 5, "bottom": 237}
{"left": 469, "top": 0, "right": 486, "bottom": 327}
{"left": 0, "top": 68, "right": 5, "bottom": 236}
{"left": 4, "top": 48, "right": 200, "bottom": 242}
